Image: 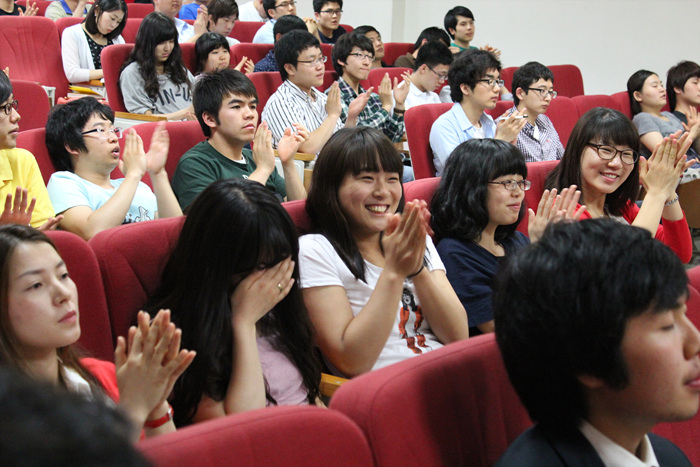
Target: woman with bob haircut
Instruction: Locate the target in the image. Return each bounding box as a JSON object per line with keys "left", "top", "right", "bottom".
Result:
{"left": 61, "top": 0, "right": 127, "bottom": 83}
{"left": 0, "top": 224, "right": 195, "bottom": 439}
{"left": 299, "top": 127, "right": 469, "bottom": 378}
{"left": 194, "top": 32, "right": 254, "bottom": 76}
{"left": 546, "top": 107, "right": 694, "bottom": 262}
{"left": 431, "top": 138, "right": 582, "bottom": 336}
{"left": 146, "top": 178, "right": 322, "bottom": 426}
{"left": 119, "top": 12, "right": 195, "bottom": 120}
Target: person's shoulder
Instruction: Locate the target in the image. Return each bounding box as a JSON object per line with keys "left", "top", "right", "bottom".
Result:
{"left": 120, "top": 61, "right": 140, "bottom": 76}
{"left": 632, "top": 112, "right": 654, "bottom": 123}
{"left": 180, "top": 141, "right": 213, "bottom": 159}
{"left": 647, "top": 433, "right": 692, "bottom": 466}
{"left": 512, "top": 231, "right": 530, "bottom": 247}
{"left": 48, "top": 170, "right": 82, "bottom": 184}
{"left": 299, "top": 233, "right": 333, "bottom": 251}
{"left": 495, "top": 425, "right": 568, "bottom": 466}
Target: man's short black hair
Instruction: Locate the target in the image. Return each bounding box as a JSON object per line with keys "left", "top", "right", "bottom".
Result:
{"left": 512, "top": 61, "right": 554, "bottom": 106}
{"left": 272, "top": 14, "right": 307, "bottom": 43}
{"left": 0, "top": 71, "right": 11, "bottom": 105}
{"left": 444, "top": 6, "right": 474, "bottom": 39}
{"left": 667, "top": 60, "right": 700, "bottom": 112}
{"left": 207, "top": 0, "right": 238, "bottom": 23}
{"left": 413, "top": 26, "right": 450, "bottom": 50}
{"left": 193, "top": 68, "right": 258, "bottom": 137}
{"left": 494, "top": 219, "right": 689, "bottom": 429}
{"left": 352, "top": 25, "right": 378, "bottom": 37}
{"left": 45, "top": 97, "right": 115, "bottom": 172}
{"left": 262, "top": 0, "right": 277, "bottom": 16}
{"left": 414, "top": 40, "right": 453, "bottom": 72}
{"left": 448, "top": 49, "right": 501, "bottom": 103}
{"left": 274, "top": 30, "right": 321, "bottom": 81}
{"left": 312, "top": 0, "right": 342, "bottom": 13}
{"left": 331, "top": 32, "right": 373, "bottom": 76}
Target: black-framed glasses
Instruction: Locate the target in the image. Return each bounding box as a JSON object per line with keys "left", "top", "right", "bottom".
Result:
{"left": 275, "top": 1, "right": 296, "bottom": 9}
{"left": 527, "top": 87, "right": 557, "bottom": 99}
{"left": 427, "top": 65, "right": 448, "bottom": 82}
{"left": 477, "top": 78, "right": 505, "bottom": 88}
{"left": 319, "top": 9, "right": 342, "bottom": 15}
{"left": 81, "top": 126, "right": 123, "bottom": 140}
{"left": 297, "top": 56, "right": 327, "bottom": 67}
{"left": 1, "top": 99, "right": 18, "bottom": 115}
{"left": 488, "top": 179, "right": 532, "bottom": 191}
{"left": 347, "top": 52, "right": 373, "bottom": 62}
{"left": 586, "top": 143, "right": 639, "bottom": 165}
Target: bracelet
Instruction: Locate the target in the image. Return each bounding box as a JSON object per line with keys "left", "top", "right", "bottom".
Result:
{"left": 393, "top": 108, "right": 405, "bottom": 114}
{"left": 407, "top": 264, "right": 424, "bottom": 279}
{"left": 144, "top": 403, "right": 173, "bottom": 429}
{"left": 665, "top": 194, "right": 680, "bottom": 206}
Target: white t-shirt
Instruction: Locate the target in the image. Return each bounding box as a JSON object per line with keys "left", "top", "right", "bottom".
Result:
{"left": 404, "top": 81, "right": 441, "bottom": 110}
{"left": 298, "top": 233, "right": 445, "bottom": 376}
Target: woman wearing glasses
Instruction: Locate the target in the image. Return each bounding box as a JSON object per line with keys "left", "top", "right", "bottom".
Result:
{"left": 431, "top": 138, "right": 581, "bottom": 336}
{"left": 546, "top": 107, "right": 693, "bottom": 262}
{"left": 45, "top": 97, "right": 182, "bottom": 240}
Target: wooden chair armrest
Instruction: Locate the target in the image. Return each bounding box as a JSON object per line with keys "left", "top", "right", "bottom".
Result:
{"left": 114, "top": 112, "right": 167, "bottom": 122}
{"left": 320, "top": 372, "right": 348, "bottom": 398}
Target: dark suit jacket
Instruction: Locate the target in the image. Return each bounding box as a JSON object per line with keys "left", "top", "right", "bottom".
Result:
{"left": 494, "top": 424, "right": 691, "bottom": 466}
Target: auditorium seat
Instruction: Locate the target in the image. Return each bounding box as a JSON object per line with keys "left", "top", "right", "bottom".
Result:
{"left": 320, "top": 70, "right": 339, "bottom": 92}
{"left": 404, "top": 102, "right": 451, "bottom": 179}
{"left": 403, "top": 176, "right": 439, "bottom": 206}
{"left": 139, "top": 406, "right": 373, "bottom": 467}
{"left": 179, "top": 42, "right": 197, "bottom": 74}
{"left": 500, "top": 66, "right": 517, "bottom": 92}
{"left": 281, "top": 199, "right": 313, "bottom": 235}
{"left": 55, "top": 16, "right": 82, "bottom": 41}
{"left": 572, "top": 94, "right": 620, "bottom": 116}
{"left": 15, "top": 0, "right": 52, "bottom": 16}
{"left": 121, "top": 18, "right": 142, "bottom": 43}
{"left": 359, "top": 67, "right": 411, "bottom": 92}
{"left": 229, "top": 21, "right": 263, "bottom": 43}
{"left": 330, "top": 334, "right": 532, "bottom": 467}
{"left": 320, "top": 43, "right": 334, "bottom": 71}
{"left": 0, "top": 17, "right": 70, "bottom": 98}
{"left": 46, "top": 230, "right": 114, "bottom": 362}
{"left": 12, "top": 79, "right": 50, "bottom": 132}
{"left": 101, "top": 43, "right": 134, "bottom": 112}
{"left": 543, "top": 95, "right": 577, "bottom": 146}
{"left": 16, "top": 128, "right": 54, "bottom": 185}
{"left": 230, "top": 43, "right": 273, "bottom": 68}
{"left": 517, "top": 160, "right": 560, "bottom": 235}
{"left": 126, "top": 2, "right": 153, "bottom": 18}
{"left": 548, "top": 64, "right": 584, "bottom": 97}
{"left": 610, "top": 91, "right": 632, "bottom": 118}
{"left": 339, "top": 23, "right": 353, "bottom": 33}
{"left": 382, "top": 42, "right": 413, "bottom": 67}
{"left": 484, "top": 99, "right": 513, "bottom": 120}
{"left": 248, "top": 71, "right": 283, "bottom": 116}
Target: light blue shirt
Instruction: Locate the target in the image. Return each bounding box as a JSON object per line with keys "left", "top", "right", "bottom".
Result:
{"left": 174, "top": 17, "right": 194, "bottom": 43}
{"left": 429, "top": 102, "right": 496, "bottom": 175}
{"left": 47, "top": 171, "right": 157, "bottom": 224}
{"left": 252, "top": 18, "right": 276, "bottom": 44}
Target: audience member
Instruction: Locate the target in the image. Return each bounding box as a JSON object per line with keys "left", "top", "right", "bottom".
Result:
{"left": 507, "top": 61, "right": 564, "bottom": 162}
{"left": 444, "top": 5, "right": 500, "bottom": 58}
{"left": 667, "top": 60, "right": 700, "bottom": 125}
{"left": 546, "top": 107, "right": 694, "bottom": 262}
{"left": 299, "top": 127, "right": 469, "bottom": 378}
{"left": 431, "top": 138, "right": 581, "bottom": 336}
{"left": 429, "top": 49, "right": 525, "bottom": 175}
{"left": 403, "top": 40, "right": 452, "bottom": 110}
{"left": 252, "top": 0, "right": 305, "bottom": 44}
{"left": 45, "top": 98, "right": 182, "bottom": 240}
{"left": 46, "top": 0, "right": 89, "bottom": 20}
{"left": 153, "top": 0, "right": 206, "bottom": 42}
{"left": 206, "top": 0, "right": 239, "bottom": 47}
{"left": 194, "top": 32, "right": 253, "bottom": 75}
{"left": 179, "top": 0, "right": 208, "bottom": 20}
{"left": 146, "top": 178, "right": 322, "bottom": 426}
{"left": 394, "top": 26, "right": 451, "bottom": 70}
{"left": 0, "top": 0, "right": 36, "bottom": 15}
{"left": 61, "top": 0, "right": 127, "bottom": 84}
{"left": 0, "top": 224, "right": 195, "bottom": 438}
{"left": 313, "top": 0, "right": 345, "bottom": 44}
{"left": 253, "top": 14, "right": 307, "bottom": 72}
{"left": 237, "top": 0, "right": 266, "bottom": 21}
{"left": 119, "top": 12, "right": 196, "bottom": 119}
{"left": 494, "top": 219, "right": 698, "bottom": 466}
{"left": 261, "top": 30, "right": 364, "bottom": 154}
{"left": 172, "top": 69, "right": 307, "bottom": 209}
{"left": 353, "top": 25, "right": 388, "bottom": 69}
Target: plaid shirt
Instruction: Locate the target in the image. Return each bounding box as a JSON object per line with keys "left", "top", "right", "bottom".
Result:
{"left": 330, "top": 77, "right": 405, "bottom": 143}
{"left": 507, "top": 106, "right": 564, "bottom": 162}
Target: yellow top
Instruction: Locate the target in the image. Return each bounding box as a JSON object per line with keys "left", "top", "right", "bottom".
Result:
{"left": 0, "top": 148, "right": 55, "bottom": 228}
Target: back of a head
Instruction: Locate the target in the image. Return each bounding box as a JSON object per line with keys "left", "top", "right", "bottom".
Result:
{"left": 274, "top": 30, "right": 320, "bottom": 81}
{"left": 494, "top": 219, "right": 688, "bottom": 429}
{"left": 511, "top": 61, "right": 553, "bottom": 106}
{"left": 413, "top": 26, "right": 451, "bottom": 50}
{"left": 414, "top": 40, "right": 453, "bottom": 72}
{"left": 448, "top": 49, "right": 501, "bottom": 103}
{"left": 667, "top": 60, "right": 700, "bottom": 112}
{"left": 444, "top": 5, "right": 474, "bottom": 39}
{"left": 193, "top": 68, "right": 257, "bottom": 137}
{"left": 0, "top": 70, "right": 12, "bottom": 104}
{"left": 272, "top": 13, "right": 307, "bottom": 42}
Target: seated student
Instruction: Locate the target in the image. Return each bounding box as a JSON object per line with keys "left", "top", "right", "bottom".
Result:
{"left": 179, "top": 0, "right": 208, "bottom": 20}
{"left": 0, "top": 0, "right": 37, "bottom": 15}
{"left": 299, "top": 127, "right": 470, "bottom": 378}
{"left": 0, "top": 73, "right": 57, "bottom": 230}
{"left": 172, "top": 69, "right": 307, "bottom": 210}
{"left": 205, "top": 0, "right": 246, "bottom": 52}
{"left": 46, "top": 0, "right": 89, "bottom": 20}
{"left": 429, "top": 49, "right": 525, "bottom": 175}
{"left": 507, "top": 61, "right": 564, "bottom": 162}
{"left": 253, "top": 0, "right": 317, "bottom": 44}
{"left": 0, "top": 224, "right": 195, "bottom": 438}
{"left": 667, "top": 60, "right": 700, "bottom": 125}
{"left": 403, "top": 40, "right": 453, "bottom": 110}
{"left": 494, "top": 219, "right": 699, "bottom": 467}
{"left": 238, "top": 0, "right": 267, "bottom": 22}
{"left": 61, "top": 0, "right": 127, "bottom": 84}
{"left": 253, "top": 14, "right": 307, "bottom": 72}
{"left": 394, "top": 26, "right": 451, "bottom": 70}
{"left": 313, "top": 0, "right": 345, "bottom": 44}
{"left": 146, "top": 179, "right": 322, "bottom": 426}
{"left": 153, "top": 0, "right": 207, "bottom": 43}
{"left": 119, "top": 12, "right": 196, "bottom": 120}
{"left": 330, "top": 32, "right": 408, "bottom": 145}
{"left": 353, "top": 25, "right": 389, "bottom": 69}
{"left": 431, "top": 138, "right": 581, "bottom": 336}
{"left": 443, "top": 5, "right": 500, "bottom": 57}
{"left": 45, "top": 98, "right": 182, "bottom": 240}
{"left": 261, "top": 30, "right": 365, "bottom": 154}
{"left": 194, "top": 32, "right": 253, "bottom": 76}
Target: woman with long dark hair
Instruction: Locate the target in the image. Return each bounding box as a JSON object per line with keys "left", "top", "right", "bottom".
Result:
{"left": 146, "top": 178, "right": 322, "bottom": 426}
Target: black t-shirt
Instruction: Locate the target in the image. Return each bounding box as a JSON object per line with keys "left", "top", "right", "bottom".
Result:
{"left": 0, "top": 3, "right": 24, "bottom": 15}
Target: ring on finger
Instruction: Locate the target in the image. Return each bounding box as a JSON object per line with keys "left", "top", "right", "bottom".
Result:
{"left": 277, "top": 283, "right": 284, "bottom": 291}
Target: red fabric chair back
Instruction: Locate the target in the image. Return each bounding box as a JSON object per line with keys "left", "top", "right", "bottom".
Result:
{"left": 179, "top": 42, "right": 197, "bottom": 74}
{"left": 403, "top": 176, "right": 439, "bottom": 206}
{"left": 55, "top": 17, "right": 83, "bottom": 41}
{"left": 230, "top": 42, "right": 273, "bottom": 67}
{"left": 572, "top": 94, "right": 620, "bottom": 116}
{"left": 610, "top": 91, "right": 632, "bottom": 118}
{"left": 500, "top": 66, "right": 517, "bottom": 92}
{"left": 0, "top": 17, "right": 70, "bottom": 98}
{"left": 248, "top": 71, "right": 283, "bottom": 116}
{"left": 339, "top": 23, "right": 353, "bottom": 33}
{"left": 139, "top": 406, "right": 374, "bottom": 467}
{"left": 121, "top": 17, "right": 142, "bottom": 43}
{"left": 330, "top": 334, "right": 532, "bottom": 466}
{"left": 16, "top": 128, "right": 54, "bottom": 185}
{"left": 46, "top": 231, "right": 114, "bottom": 361}
{"left": 281, "top": 199, "right": 312, "bottom": 235}
{"left": 484, "top": 99, "right": 513, "bottom": 120}
{"left": 16, "top": 0, "right": 52, "bottom": 16}
{"left": 544, "top": 95, "right": 578, "bottom": 147}
{"left": 126, "top": 2, "right": 153, "bottom": 18}
{"left": 516, "top": 160, "right": 559, "bottom": 235}
{"left": 405, "top": 103, "right": 452, "bottom": 179}
{"left": 382, "top": 42, "right": 414, "bottom": 67}
{"left": 359, "top": 67, "right": 411, "bottom": 92}
{"left": 320, "top": 70, "right": 339, "bottom": 92}
{"left": 12, "top": 79, "right": 50, "bottom": 132}
{"left": 548, "top": 64, "right": 584, "bottom": 97}
{"left": 89, "top": 216, "right": 185, "bottom": 345}
{"left": 229, "top": 21, "right": 263, "bottom": 43}
{"left": 320, "top": 43, "right": 334, "bottom": 71}
{"left": 102, "top": 43, "right": 134, "bottom": 112}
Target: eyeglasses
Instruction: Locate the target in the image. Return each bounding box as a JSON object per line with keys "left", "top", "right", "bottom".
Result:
{"left": 1, "top": 99, "right": 18, "bottom": 115}
{"left": 586, "top": 143, "right": 639, "bottom": 165}
{"left": 477, "top": 78, "right": 505, "bottom": 88}
{"left": 347, "top": 52, "right": 373, "bottom": 62}
{"left": 81, "top": 126, "right": 123, "bottom": 140}
{"left": 275, "top": 1, "right": 296, "bottom": 9}
{"left": 488, "top": 179, "right": 532, "bottom": 191}
{"left": 297, "top": 55, "right": 327, "bottom": 67}
{"left": 319, "top": 9, "right": 342, "bottom": 16}
{"left": 427, "top": 66, "right": 448, "bottom": 82}
{"left": 527, "top": 87, "right": 557, "bottom": 99}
